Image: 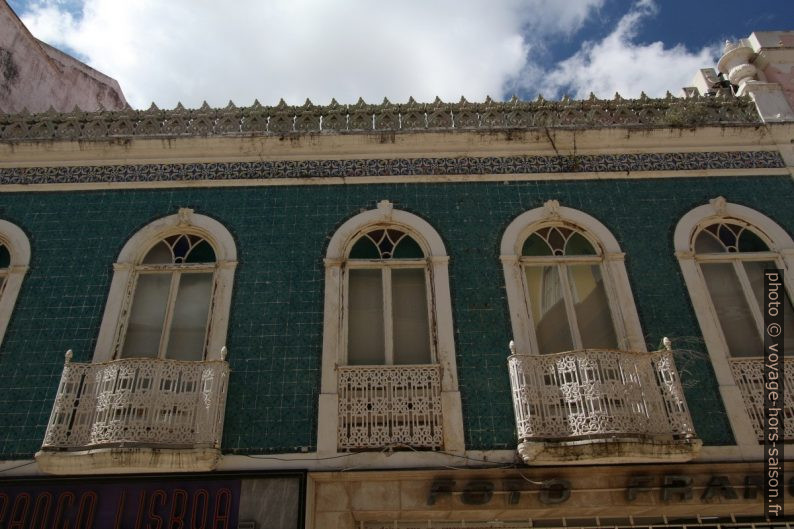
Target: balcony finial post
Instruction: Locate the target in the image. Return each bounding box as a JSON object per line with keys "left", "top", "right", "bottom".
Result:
{"left": 662, "top": 337, "right": 672, "bottom": 351}
{"left": 64, "top": 349, "right": 73, "bottom": 364}
{"left": 509, "top": 340, "right": 516, "bottom": 355}
{"left": 220, "top": 346, "right": 228, "bottom": 361}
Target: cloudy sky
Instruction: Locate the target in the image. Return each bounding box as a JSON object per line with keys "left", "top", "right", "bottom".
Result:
{"left": 8, "top": 0, "right": 794, "bottom": 109}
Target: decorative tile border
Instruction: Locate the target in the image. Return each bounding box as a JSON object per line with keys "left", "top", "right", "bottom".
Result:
{"left": 0, "top": 151, "right": 784, "bottom": 186}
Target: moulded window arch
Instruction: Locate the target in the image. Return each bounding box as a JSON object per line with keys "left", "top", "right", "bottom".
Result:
{"left": 316, "top": 200, "right": 464, "bottom": 454}
{"left": 0, "top": 219, "right": 31, "bottom": 349}
{"left": 93, "top": 208, "right": 237, "bottom": 363}
{"left": 674, "top": 197, "right": 794, "bottom": 447}
{"left": 500, "top": 200, "right": 646, "bottom": 355}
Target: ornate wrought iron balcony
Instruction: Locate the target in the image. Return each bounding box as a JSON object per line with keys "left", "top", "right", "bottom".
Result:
{"left": 730, "top": 357, "right": 793, "bottom": 441}
{"left": 337, "top": 364, "right": 443, "bottom": 450}
{"left": 508, "top": 343, "right": 700, "bottom": 464}
{"left": 37, "top": 351, "right": 229, "bottom": 473}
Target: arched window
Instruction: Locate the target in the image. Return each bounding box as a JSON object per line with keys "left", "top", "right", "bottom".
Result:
{"left": 521, "top": 224, "right": 618, "bottom": 353}
{"left": 93, "top": 208, "right": 237, "bottom": 362}
{"left": 693, "top": 219, "right": 794, "bottom": 357}
{"left": 121, "top": 233, "right": 218, "bottom": 360}
{"left": 0, "top": 219, "right": 31, "bottom": 348}
{"left": 317, "top": 200, "right": 464, "bottom": 454}
{"left": 346, "top": 227, "right": 431, "bottom": 365}
{"left": 675, "top": 197, "right": 794, "bottom": 447}
{"left": 501, "top": 200, "right": 645, "bottom": 355}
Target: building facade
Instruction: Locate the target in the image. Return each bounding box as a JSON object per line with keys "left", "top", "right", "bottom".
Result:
{"left": 0, "top": 27, "right": 793, "bottom": 529}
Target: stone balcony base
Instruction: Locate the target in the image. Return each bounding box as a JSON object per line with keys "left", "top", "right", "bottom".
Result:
{"left": 517, "top": 437, "right": 702, "bottom": 466}
{"left": 35, "top": 447, "right": 222, "bottom": 475}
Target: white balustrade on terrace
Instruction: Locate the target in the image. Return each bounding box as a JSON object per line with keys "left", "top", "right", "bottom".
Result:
{"left": 40, "top": 351, "right": 229, "bottom": 451}
{"left": 729, "top": 357, "right": 793, "bottom": 440}
{"left": 337, "top": 364, "right": 443, "bottom": 450}
{"left": 508, "top": 347, "right": 695, "bottom": 444}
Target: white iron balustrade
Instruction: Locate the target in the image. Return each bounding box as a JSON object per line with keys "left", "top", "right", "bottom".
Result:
{"left": 729, "top": 357, "right": 794, "bottom": 440}
{"left": 41, "top": 351, "right": 229, "bottom": 450}
{"left": 508, "top": 346, "right": 695, "bottom": 443}
{"left": 337, "top": 364, "right": 443, "bottom": 450}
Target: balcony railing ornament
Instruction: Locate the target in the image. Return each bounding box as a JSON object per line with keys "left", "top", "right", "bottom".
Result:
{"left": 337, "top": 364, "right": 443, "bottom": 450}
{"left": 40, "top": 355, "right": 230, "bottom": 451}
{"left": 508, "top": 341, "right": 698, "bottom": 463}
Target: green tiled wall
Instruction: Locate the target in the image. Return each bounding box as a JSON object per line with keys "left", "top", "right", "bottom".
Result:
{"left": 0, "top": 175, "right": 791, "bottom": 458}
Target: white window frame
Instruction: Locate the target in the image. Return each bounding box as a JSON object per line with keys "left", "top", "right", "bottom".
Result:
{"left": 674, "top": 197, "right": 794, "bottom": 453}
{"left": 0, "top": 219, "right": 31, "bottom": 349}
{"left": 500, "top": 200, "right": 646, "bottom": 355}
{"left": 317, "top": 200, "right": 464, "bottom": 454}
{"left": 93, "top": 208, "right": 237, "bottom": 363}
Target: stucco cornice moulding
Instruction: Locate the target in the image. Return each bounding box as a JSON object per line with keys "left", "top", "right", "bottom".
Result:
{"left": 0, "top": 94, "right": 760, "bottom": 142}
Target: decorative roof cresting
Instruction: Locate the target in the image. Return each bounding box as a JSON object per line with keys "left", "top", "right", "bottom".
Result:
{"left": 0, "top": 93, "right": 760, "bottom": 142}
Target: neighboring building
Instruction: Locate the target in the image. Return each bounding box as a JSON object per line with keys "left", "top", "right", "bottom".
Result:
{"left": 0, "top": 27, "right": 793, "bottom": 529}
{"left": 0, "top": 0, "right": 127, "bottom": 113}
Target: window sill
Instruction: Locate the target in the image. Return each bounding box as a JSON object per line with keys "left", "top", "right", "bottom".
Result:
{"left": 34, "top": 447, "right": 222, "bottom": 475}
{"left": 517, "top": 437, "right": 702, "bottom": 465}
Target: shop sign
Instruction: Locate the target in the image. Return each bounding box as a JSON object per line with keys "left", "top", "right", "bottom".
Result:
{"left": 0, "top": 474, "right": 302, "bottom": 529}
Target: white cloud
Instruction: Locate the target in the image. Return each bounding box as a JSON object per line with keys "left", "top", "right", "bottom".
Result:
{"left": 19, "top": 0, "right": 604, "bottom": 109}
{"left": 19, "top": 0, "right": 718, "bottom": 108}
{"left": 535, "top": 0, "right": 720, "bottom": 99}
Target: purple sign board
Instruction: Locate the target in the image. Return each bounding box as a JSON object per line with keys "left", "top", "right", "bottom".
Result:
{"left": 0, "top": 474, "right": 300, "bottom": 529}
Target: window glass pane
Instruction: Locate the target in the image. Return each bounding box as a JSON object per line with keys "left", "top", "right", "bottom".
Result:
{"left": 743, "top": 261, "right": 794, "bottom": 355}
{"left": 525, "top": 265, "right": 573, "bottom": 354}
{"left": 701, "top": 263, "right": 761, "bottom": 356}
{"left": 0, "top": 244, "right": 10, "bottom": 268}
{"left": 142, "top": 241, "right": 173, "bottom": 264}
{"left": 349, "top": 237, "right": 380, "bottom": 259}
{"left": 522, "top": 233, "right": 552, "bottom": 256}
{"left": 122, "top": 273, "right": 171, "bottom": 358}
{"left": 694, "top": 230, "right": 725, "bottom": 253}
{"left": 392, "top": 268, "right": 431, "bottom": 364}
{"left": 567, "top": 264, "right": 618, "bottom": 349}
{"left": 348, "top": 269, "right": 385, "bottom": 364}
{"left": 392, "top": 236, "right": 424, "bottom": 259}
{"left": 564, "top": 232, "right": 597, "bottom": 256}
{"left": 166, "top": 273, "right": 213, "bottom": 361}
{"left": 738, "top": 229, "right": 769, "bottom": 252}
{"left": 185, "top": 240, "right": 216, "bottom": 263}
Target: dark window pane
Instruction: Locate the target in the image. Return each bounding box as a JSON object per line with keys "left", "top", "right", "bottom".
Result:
{"left": 392, "top": 268, "right": 431, "bottom": 364}
{"left": 522, "top": 233, "right": 552, "bottom": 256}
{"left": 348, "top": 269, "right": 385, "bottom": 364}
{"left": 0, "top": 244, "right": 10, "bottom": 268}
{"left": 185, "top": 240, "right": 216, "bottom": 263}
{"left": 738, "top": 228, "right": 770, "bottom": 252}
{"left": 547, "top": 227, "right": 566, "bottom": 255}
{"left": 717, "top": 223, "right": 739, "bottom": 251}
{"left": 393, "top": 235, "right": 424, "bottom": 258}
{"left": 172, "top": 235, "right": 191, "bottom": 262}
{"left": 694, "top": 230, "right": 725, "bottom": 253}
{"left": 349, "top": 237, "right": 380, "bottom": 259}
{"left": 564, "top": 232, "right": 597, "bottom": 256}
{"left": 142, "top": 241, "right": 173, "bottom": 264}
